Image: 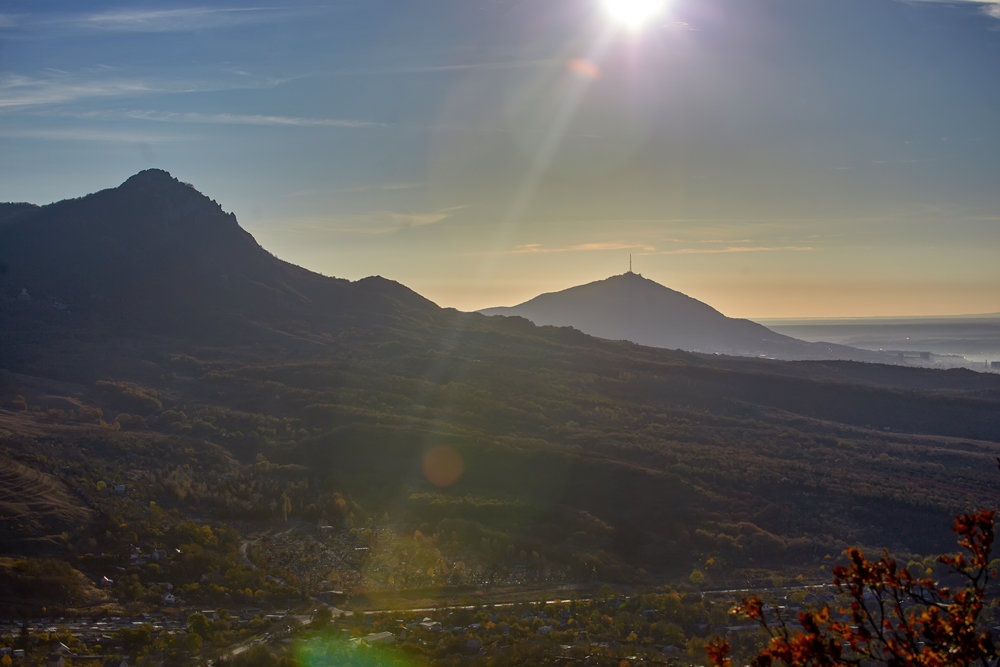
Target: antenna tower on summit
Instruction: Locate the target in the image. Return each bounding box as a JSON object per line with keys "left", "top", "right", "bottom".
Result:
{"left": 629, "top": 252, "right": 632, "bottom": 273}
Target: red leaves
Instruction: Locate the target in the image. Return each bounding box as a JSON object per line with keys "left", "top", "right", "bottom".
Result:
{"left": 707, "top": 509, "right": 997, "bottom": 667}
{"left": 706, "top": 637, "right": 734, "bottom": 667}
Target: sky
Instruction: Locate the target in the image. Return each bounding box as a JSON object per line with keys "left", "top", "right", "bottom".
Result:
{"left": 1, "top": 0, "right": 998, "bottom": 318}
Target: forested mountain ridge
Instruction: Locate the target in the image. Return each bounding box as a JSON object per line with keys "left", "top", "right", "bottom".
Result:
{"left": 1, "top": 171, "right": 998, "bottom": 614}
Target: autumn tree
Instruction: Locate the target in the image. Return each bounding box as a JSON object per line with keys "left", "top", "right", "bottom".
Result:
{"left": 707, "top": 509, "right": 997, "bottom": 667}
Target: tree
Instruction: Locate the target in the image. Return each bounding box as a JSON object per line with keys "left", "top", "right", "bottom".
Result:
{"left": 312, "top": 606, "right": 333, "bottom": 627}
{"left": 707, "top": 509, "right": 997, "bottom": 667}
{"left": 187, "top": 611, "right": 210, "bottom": 640}
{"left": 281, "top": 492, "right": 291, "bottom": 523}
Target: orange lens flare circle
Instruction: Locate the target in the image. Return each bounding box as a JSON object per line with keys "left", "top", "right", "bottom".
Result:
{"left": 422, "top": 445, "right": 464, "bottom": 487}
{"left": 568, "top": 58, "right": 601, "bottom": 80}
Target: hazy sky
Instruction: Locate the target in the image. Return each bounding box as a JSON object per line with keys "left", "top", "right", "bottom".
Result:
{"left": 2, "top": 0, "right": 998, "bottom": 317}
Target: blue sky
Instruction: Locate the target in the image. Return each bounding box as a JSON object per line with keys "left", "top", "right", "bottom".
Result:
{"left": 1, "top": 0, "right": 998, "bottom": 317}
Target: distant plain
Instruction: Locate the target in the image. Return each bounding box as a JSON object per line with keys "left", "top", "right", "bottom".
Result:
{"left": 761, "top": 314, "right": 1000, "bottom": 370}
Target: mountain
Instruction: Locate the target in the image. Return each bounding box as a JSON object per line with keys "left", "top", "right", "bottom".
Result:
{"left": 1, "top": 171, "right": 999, "bottom": 614}
{"left": 480, "top": 272, "right": 893, "bottom": 362}
{"left": 0, "top": 169, "right": 435, "bottom": 341}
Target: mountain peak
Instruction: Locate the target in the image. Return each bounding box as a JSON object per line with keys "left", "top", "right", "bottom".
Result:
{"left": 609, "top": 270, "right": 653, "bottom": 284}
{"left": 0, "top": 172, "right": 441, "bottom": 334}
{"left": 478, "top": 273, "right": 888, "bottom": 361}
{"left": 120, "top": 168, "right": 180, "bottom": 189}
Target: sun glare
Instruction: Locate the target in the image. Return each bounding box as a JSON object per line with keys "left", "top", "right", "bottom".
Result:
{"left": 601, "top": 0, "right": 668, "bottom": 30}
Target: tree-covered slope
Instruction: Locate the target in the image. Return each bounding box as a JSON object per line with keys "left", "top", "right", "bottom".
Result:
{"left": 0, "top": 172, "right": 998, "bottom": 609}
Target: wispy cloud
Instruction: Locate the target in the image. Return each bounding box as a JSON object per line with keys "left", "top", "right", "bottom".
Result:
{"left": 20, "top": 6, "right": 319, "bottom": 33}
{"left": 309, "top": 205, "right": 466, "bottom": 235}
{"left": 0, "top": 75, "right": 154, "bottom": 109}
{"left": 347, "top": 59, "right": 558, "bottom": 76}
{"left": 510, "top": 242, "right": 655, "bottom": 254}
{"left": 903, "top": 0, "right": 1000, "bottom": 20}
{"left": 277, "top": 181, "right": 424, "bottom": 200}
{"left": 505, "top": 241, "right": 810, "bottom": 256}
{"left": 330, "top": 182, "right": 425, "bottom": 194}
{"left": 0, "top": 72, "right": 292, "bottom": 110}
{"left": 0, "top": 127, "right": 180, "bottom": 143}
{"left": 101, "top": 109, "right": 383, "bottom": 128}
{"left": 641, "top": 246, "right": 815, "bottom": 255}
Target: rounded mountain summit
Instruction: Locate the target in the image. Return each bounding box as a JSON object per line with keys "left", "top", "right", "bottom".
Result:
{"left": 479, "top": 273, "right": 888, "bottom": 362}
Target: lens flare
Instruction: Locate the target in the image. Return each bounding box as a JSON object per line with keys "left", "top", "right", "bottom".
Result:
{"left": 297, "top": 635, "right": 415, "bottom": 666}
{"left": 422, "top": 445, "right": 464, "bottom": 487}
{"left": 568, "top": 58, "right": 601, "bottom": 80}
{"left": 601, "top": 0, "right": 667, "bottom": 30}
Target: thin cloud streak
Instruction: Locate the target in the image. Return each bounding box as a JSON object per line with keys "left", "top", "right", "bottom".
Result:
{"left": 120, "top": 110, "right": 383, "bottom": 128}
{"left": 641, "top": 246, "right": 815, "bottom": 255}
{"left": 0, "top": 127, "right": 181, "bottom": 143}
{"left": 344, "top": 59, "right": 558, "bottom": 76}
{"left": 330, "top": 182, "right": 425, "bottom": 194}
{"left": 292, "top": 206, "right": 466, "bottom": 235}
{"left": 0, "top": 76, "right": 153, "bottom": 109}
{"left": 903, "top": 0, "right": 1000, "bottom": 19}
{"left": 0, "top": 72, "right": 294, "bottom": 110}
{"left": 510, "top": 242, "right": 656, "bottom": 254}
{"left": 18, "top": 6, "right": 321, "bottom": 34}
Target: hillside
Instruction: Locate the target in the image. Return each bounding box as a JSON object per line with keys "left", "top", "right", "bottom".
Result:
{"left": 480, "top": 272, "right": 897, "bottom": 363}
{"left": 0, "top": 171, "right": 999, "bottom": 613}
{"left": 0, "top": 169, "right": 434, "bottom": 340}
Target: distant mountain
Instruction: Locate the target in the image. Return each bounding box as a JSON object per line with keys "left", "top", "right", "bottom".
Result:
{"left": 0, "top": 169, "right": 434, "bottom": 340}
{"left": 480, "top": 272, "right": 892, "bottom": 362}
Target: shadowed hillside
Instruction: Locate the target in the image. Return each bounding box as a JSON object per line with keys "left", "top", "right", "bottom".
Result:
{"left": 1, "top": 171, "right": 998, "bottom": 612}
{"left": 0, "top": 169, "right": 434, "bottom": 340}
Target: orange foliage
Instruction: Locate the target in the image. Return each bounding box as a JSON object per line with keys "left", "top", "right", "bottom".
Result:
{"left": 707, "top": 509, "right": 997, "bottom": 666}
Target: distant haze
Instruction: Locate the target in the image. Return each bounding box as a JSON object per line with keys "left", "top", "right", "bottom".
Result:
{"left": 762, "top": 315, "right": 1000, "bottom": 366}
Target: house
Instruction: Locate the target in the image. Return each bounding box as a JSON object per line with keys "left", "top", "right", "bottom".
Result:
{"left": 315, "top": 590, "right": 346, "bottom": 605}
{"left": 417, "top": 617, "right": 441, "bottom": 632}
{"left": 351, "top": 631, "right": 395, "bottom": 647}
{"left": 53, "top": 642, "right": 74, "bottom": 655}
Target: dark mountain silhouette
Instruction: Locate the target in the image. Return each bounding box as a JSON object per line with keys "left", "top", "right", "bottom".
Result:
{"left": 0, "top": 169, "right": 434, "bottom": 339}
{"left": 480, "top": 272, "right": 893, "bottom": 362}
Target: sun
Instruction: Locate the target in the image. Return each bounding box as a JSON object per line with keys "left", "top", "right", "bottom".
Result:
{"left": 600, "top": 0, "right": 668, "bottom": 30}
